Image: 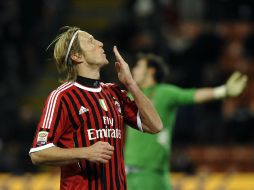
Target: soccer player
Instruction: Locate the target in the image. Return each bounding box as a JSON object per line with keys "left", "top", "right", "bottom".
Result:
{"left": 29, "top": 26, "right": 163, "bottom": 190}
{"left": 124, "top": 53, "right": 248, "bottom": 190}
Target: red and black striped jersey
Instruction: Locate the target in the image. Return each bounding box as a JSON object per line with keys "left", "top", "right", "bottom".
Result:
{"left": 30, "top": 76, "right": 142, "bottom": 190}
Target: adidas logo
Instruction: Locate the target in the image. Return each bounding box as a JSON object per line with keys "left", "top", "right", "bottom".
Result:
{"left": 79, "top": 106, "right": 89, "bottom": 115}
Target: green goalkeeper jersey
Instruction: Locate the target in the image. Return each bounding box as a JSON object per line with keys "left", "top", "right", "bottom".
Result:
{"left": 124, "top": 84, "right": 196, "bottom": 172}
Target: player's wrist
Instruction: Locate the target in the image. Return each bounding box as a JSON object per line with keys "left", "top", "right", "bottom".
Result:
{"left": 74, "top": 147, "right": 89, "bottom": 161}
{"left": 125, "top": 80, "right": 137, "bottom": 90}
{"left": 213, "top": 85, "right": 227, "bottom": 99}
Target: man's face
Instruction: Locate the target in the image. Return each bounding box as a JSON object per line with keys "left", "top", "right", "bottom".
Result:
{"left": 132, "top": 58, "right": 149, "bottom": 86}
{"left": 78, "top": 31, "right": 109, "bottom": 66}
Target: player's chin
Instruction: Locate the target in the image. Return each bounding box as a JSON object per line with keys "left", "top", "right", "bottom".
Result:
{"left": 99, "top": 59, "right": 109, "bottom": 68}
{"left": 103, "top": 57, "right": 109, "bottom": 65}
{"left": 101, "top": 54, "right": 109, "bottom": 64}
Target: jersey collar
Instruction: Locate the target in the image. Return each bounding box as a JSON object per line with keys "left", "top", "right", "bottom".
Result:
{"left": 74, "top": 76, "right": 102, "bottom": 92}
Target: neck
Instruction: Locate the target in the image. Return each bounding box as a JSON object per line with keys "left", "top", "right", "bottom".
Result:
{"left": 140, "top": 77, "right": 156, "bottom": 88}
{"left": 77, "top": 63, "right": 101, "bottom": 79}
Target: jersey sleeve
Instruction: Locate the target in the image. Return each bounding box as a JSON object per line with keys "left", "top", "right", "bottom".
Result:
{"left": 29, "top": 92, "right": 68, "bottom": 155}
{"left": 120, "top": 89, "right": 143, "bottom": 131}
{"left": 163, "top": 85, "right": 196, "bottom": 107}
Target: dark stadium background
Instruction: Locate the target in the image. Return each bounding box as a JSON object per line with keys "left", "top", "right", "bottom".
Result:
{"left": 0, "top": 0, "right": 254, "bottom": 189}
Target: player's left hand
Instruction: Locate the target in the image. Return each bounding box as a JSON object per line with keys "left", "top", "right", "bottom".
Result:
{"left": 113, "top": 46, "right": 135, "bottom": 87}
{"left": 225, "top": 71, "right": 248, "bottom": 97}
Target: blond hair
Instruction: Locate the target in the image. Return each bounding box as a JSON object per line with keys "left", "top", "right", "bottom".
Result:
{"left": 48, "top": 26, "right": 82, "bottom": 82}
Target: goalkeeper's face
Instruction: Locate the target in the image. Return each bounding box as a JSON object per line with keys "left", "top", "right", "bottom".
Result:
{"left": 132, "top": 59, "right": 149, "bottom": 86}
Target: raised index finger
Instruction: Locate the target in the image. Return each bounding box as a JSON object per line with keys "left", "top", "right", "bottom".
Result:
{"left": 113, "top": 46, "right": 123, "bottom": 61}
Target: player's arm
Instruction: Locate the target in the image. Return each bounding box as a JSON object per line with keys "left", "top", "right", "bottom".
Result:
{"left": 30, "top": 141, "right": 114, "bottom": 166}
{"left": 194, "top": 71, "right": 247, "bottom": 103}
{"left": 113, "top": 46, "right": 163, "bottom": 134}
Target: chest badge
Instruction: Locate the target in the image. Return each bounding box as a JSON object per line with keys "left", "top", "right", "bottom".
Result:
{"left": 99, "top": 99, "right": 108, "bottom": 111}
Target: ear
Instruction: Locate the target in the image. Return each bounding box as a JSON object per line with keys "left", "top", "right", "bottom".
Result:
{"left": 148, "top": 67, "right": 156, "bottom": 77}
{"left": 70, "top": 53, "right": 83, "bottom": 64}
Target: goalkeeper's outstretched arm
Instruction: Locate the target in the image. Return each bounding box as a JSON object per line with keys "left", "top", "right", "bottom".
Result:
{"left": 194, "top": 71, "right": 248, "bottom": 104}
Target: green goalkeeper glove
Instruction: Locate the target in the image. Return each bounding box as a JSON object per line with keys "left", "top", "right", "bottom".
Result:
{"left": 214, "top": 71, "right": 248, "bottom": 99}
{"left": 226, "top": 71, "right": 248, "bottom": 97}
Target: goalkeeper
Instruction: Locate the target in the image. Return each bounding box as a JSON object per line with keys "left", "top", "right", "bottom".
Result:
{"left": 124, "top": 53, "right": 248, "bottom": 190}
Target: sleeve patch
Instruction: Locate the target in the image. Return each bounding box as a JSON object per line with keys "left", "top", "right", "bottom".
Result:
{"left": 36, "top": 131, "right": 49, "bottom": 146}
